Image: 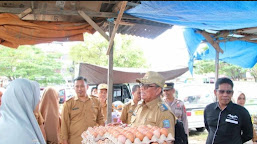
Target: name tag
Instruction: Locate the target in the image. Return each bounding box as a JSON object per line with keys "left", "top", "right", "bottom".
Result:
{"left": 72, "top": 107, "right": 79, "bottom": 110}
{"left": 225, "top": 118, "right": 238, "bottom": 124}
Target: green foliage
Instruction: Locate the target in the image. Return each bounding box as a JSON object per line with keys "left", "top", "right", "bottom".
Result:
{"left": 219, "top": 62, "right": 247, "bottom": 80}
{"left": 250, "top": 63, "right": 257, "bottom": 82}
{"left": 194, "top": 60, "right": 215, "bottom": 74}
{"left": 0, "top": 45, "right": 65, "bottom": 86}
{"left": 194, "top": 60, "right": 247, "bottom": 80}
{"left": 69, "top": 33, "right": 148, "bottom": 68}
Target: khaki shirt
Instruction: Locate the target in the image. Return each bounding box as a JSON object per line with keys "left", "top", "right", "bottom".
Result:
{"left": 164, "top": 98, "right": 189, "bottom": 135}
{"left": 60, "top": 96, "right": 104, "bottom": 144}
{"left": 120, "top": 100, "right": 138, "bottom": 124}
{"left": 131, "top": 97, "right": 176, "bottom": 137}
{"left": 101, "top": 102, "right": 107, "bottom": 122}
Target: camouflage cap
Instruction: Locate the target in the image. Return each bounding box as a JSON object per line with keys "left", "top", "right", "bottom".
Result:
{"left": 136, "top": 71, "right": 165, "bottom": 88}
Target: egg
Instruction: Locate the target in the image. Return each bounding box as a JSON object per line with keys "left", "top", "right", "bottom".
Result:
{"left": 92, "top": 132, "right": 98, "bottom": 137}
{"left": 153, "top": 129, "right": 160, "bottom": 138}
{"left": 113, "top": 131, "right": 120, "bottom": 138}
{"left": 145, "top": 131, "right": 153, "bottom": 139}
{"left": 160, "top": 128, "right": 168, "bottom": 137}
{"left": 118, "top": 135, "right": 127, "bottom": 143}
{"left": 135, "top": 131, "right": 144, "bottom": 141}
{"left": 125, "top": 132, "right": 135, "bottom": 142}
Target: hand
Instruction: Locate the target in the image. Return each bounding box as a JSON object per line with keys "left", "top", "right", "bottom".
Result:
{"left": 253, "top": 142, "right": 257, "bottom": 144}
{"left": 63, "top": 140, "right": 69, "bottom": 144}
{"left": 107, "top": 122, "right": 121, "bottom": 126}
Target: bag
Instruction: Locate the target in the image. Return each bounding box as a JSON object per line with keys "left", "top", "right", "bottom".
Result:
{"left": 174, "top": 119, "right": 188, "bottom": 144}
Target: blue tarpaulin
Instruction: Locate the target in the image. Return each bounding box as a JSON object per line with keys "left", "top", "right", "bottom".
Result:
{"left": 125, "top": 1, "right": 257, "bottom": 73}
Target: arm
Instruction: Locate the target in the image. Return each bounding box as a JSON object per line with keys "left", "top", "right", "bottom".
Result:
{"left": 181, "top": 105, "right": 189, "bottom": 136}
{"left": 96, "top": 101, "right": 105, "bottom": 126}
{"left": 38, "top": 112, "right": 46, "bottom": 141}
{"left": 157, "top": 111, "right": 176, "bottom": 138}
{"left": 204, "top": 108, "right": 209, "bottom": 132}
{"left": 120, "top": 104, "right": 128, "bottom": 124}
{"left": 60, "top": 102, "right": 70, "bottom": 143}
{"left": 241, "top": 109, "right": 253, "bottom": 143}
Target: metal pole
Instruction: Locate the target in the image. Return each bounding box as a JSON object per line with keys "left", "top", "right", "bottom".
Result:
{"left": 215, "top": 50, "right": 219, "bottom": 101}
{"left": 107, "top": 22, "right": 114, "bottom": 124}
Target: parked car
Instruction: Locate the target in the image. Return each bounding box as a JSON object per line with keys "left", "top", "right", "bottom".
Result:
{"left": 186, "top": 93, "right": 215, "bottom": 131}
{"left": 89, "top": 83, "right": 132, "bottom": 103}
{"left": 176, "top": 83, "right": 215, "bottom": 132}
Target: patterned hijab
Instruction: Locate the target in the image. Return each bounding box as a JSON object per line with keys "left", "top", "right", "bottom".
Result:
{"left": 0, "top": 79, "right": 46, "bottom": 144}
{"left": 39, "top": 87, "right": 60, "bottom": 143}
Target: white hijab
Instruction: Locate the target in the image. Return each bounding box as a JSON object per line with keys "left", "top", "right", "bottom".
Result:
{"left": 0, "top": 79, "right": 46, "bottom": 144}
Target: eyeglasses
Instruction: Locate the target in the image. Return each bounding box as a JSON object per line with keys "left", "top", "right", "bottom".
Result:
{"left": 139, "top": 83, "right": 157, "bottom": 90}
{"left": 217, "top": 89, "right": 233, "bottom": 94}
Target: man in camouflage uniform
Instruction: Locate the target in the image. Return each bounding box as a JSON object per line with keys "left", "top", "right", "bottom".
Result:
{"left": 131, "top": 71, "right": 176, "bottom": 138}
{"left": 163, "top": 82, "right": 189, "bottom": 136}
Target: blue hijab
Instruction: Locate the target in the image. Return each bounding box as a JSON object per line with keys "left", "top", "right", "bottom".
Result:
{"left": 0, "top": 79, "right": 46, "bottom": 144}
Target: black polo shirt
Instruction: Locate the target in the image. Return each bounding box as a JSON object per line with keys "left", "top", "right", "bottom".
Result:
{"left": 204, "top": 101, "right": 253, "bottom": 144}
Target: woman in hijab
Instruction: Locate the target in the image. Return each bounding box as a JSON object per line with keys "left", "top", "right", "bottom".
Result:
{"left": 236, "top": 91, "right": 246, "bottom": 106}
{"left": 39, "top": 87, "right": 61, "bottom": 144}
{"left": 234, "top": 91, "right": 257, "bottom": 144}
{"left": 0, "top": 78, "right": 46, "bottom": 144}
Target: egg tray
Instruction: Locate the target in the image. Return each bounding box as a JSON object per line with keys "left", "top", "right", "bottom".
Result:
{"left": 81, "top": 130, "right": 174, "bottom": 144}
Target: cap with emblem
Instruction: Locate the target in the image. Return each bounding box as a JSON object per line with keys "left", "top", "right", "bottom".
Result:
{"left": 98, "top": 83, "right": 108, "bottom": 90}
{"left": 163, "top": 82, "right": 174, "bottom": 90}
{"left": 136, "top": 71, "right": 165, "bottom": 88}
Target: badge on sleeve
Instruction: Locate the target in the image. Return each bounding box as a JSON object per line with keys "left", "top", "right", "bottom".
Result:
{"left": 160, "top": 103, "right": 168, "bottom": 111}
{"left": 163, "top": 119, "right": 170, "bottom": 128}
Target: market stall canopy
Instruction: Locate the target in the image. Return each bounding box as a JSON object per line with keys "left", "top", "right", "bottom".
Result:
{"left": 125, "top": 1, "right": 257, "bottom": 73}
{"left": 0, "top": 1, "right": 172, "bottom": 48}
{"left": 78, "top": 63, "right": 188, "bottom": 84}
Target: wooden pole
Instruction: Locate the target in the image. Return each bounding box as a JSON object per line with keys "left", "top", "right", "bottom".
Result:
{"left": 196, "top": 30, "right": 224, "bottom": 54}
{"left": 106, "top": 1, "right": 127, "bottom": 55}
{"left": 18, "top": 8, "right": 32, "bottom": 18}
{"left": 78, "top": 10, "right": 110, "bottom": 41}
{"left": 215, "top": 50, "right": 219, "bottom": 102}
{"left": 107, "top": 22, "right": 114, "bottom": 124}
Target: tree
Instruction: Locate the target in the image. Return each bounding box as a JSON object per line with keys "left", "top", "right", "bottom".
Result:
{"left": 219, "top": 62, "right": 247, "bottom": 81}
{"left": 250, "top": 64, "right": 257, "bottom": 82}
{"left": 69, "top": 32, "right": 148, "bottom": 68}
{"left": 194, "top": 60, "right": 215, "bottom": 74}
{"left": 0, "top": 45, "right": 65, "bottom": 86}
{"left": 194, "top": 60, "right": 247, "bottom": 80}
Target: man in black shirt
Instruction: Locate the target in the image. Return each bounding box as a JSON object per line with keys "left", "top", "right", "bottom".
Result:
{"left": 204, "top": 77, "right": 253, "bottom": 144}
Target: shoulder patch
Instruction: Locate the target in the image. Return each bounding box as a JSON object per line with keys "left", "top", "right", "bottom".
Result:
{"left": 160, "top": 103, "right": 168, "bottom": 111}
{"left": 163, "top": 119, "right": 171, "bottom": 128}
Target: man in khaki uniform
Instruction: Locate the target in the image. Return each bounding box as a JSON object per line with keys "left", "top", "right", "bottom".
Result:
{"left": 120, "top": 85, "right": 141, "bottom": 124}
{"left": 163, "top": 82, "right": 189, "bottom": 136}
{"left": 131, "top": 71, "right": 176, "bottom": 138}
{"left": 61, "top": 76, "right": 104, "bottom": 144}
{"left": 97, "top": 83, "right": 108, "bottom": 122}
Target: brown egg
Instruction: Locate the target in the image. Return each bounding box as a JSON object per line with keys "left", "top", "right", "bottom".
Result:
{"left": 125, "top": 132, "right": 135, "bottom": 142}
{"left": 92, "top": 132, "right": 98, "bottom": 137}
{"left": 113, "top": 131, "right": 120, "bottom": 138}
{"left": 135, "top": 131, "right": 145, "bottom": 141}
{"left": 153, "top": 129, "right": 161, "bottom": 138}
{"left": 160, "top": 128, "right": 168, "bottom": 137}
{"left": 145, "top": 131, "right": 153, "bottom": 139}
